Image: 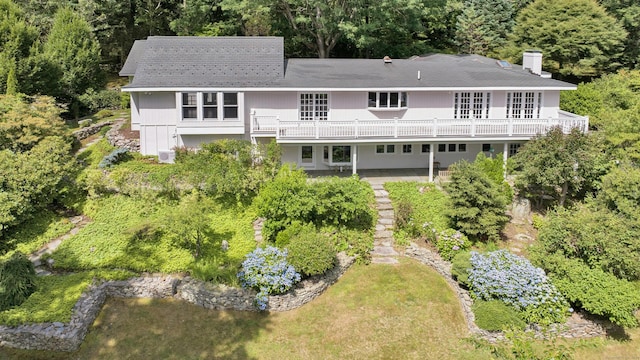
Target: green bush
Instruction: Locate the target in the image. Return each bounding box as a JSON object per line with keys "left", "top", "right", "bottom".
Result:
{"left": 0, "top": 253, "right": 37, "bottom": 311}
{"left": 286, "top": 228, "right": 337, "bottom": 277}
{"left": 535, "top": 253, "right": 640, "bottom": 327}
{"left": 98, "top": 125, "right": 112, "bottom": 136}
{"left": 98, "top": 148, "right": 130, "bottom": 169}
{"left": 435, "top": 228, "right": 470, "bottom": 261}
{"left": 78, "top": 88, "right": 121, "bottom": 113}
{"left": 95, "top": 109, "right": 114, "bottom": 119}
{"left": 473, "top": 300, "right": 527, "bottom": 331}
{"left": 275, "top": 221, "right": 312, "bottom": 248}
{"left": 451, "top": 251, "right": 472, "bottom": 287}
{"left": 474, "top": 152, "right": 513, "bottom": 202}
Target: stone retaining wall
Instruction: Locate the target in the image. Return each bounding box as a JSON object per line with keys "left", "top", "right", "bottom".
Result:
{"left": 0, "top": 254, "right": 354, "bottom": 352}
{"left": 404, "top": 243, "right": 613, "bottom": 342}
{"left": 105, "top": 119, "right": 140, "bottom": 152}
{"left": 72, "top": 121, "right": 114, "bottom": 141}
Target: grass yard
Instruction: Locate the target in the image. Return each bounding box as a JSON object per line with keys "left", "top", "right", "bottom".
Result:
{"left": 0, "top": 210, "right": 74, "bottom": 260}
{"left": 0, "top": 259, "right": 488, "bottom": 359}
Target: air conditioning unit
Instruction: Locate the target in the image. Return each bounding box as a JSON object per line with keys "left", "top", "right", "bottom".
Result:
{"left": 158, "top": 150, "right": 176, "bottom": 164}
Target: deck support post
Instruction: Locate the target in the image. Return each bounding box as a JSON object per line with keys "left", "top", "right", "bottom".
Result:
{"left": 428, "top": 145, "right": 435, "bottom": 182}
{"left": 503, "top": 142, "right": 509, "bottom": 180}
{"left": 352, "top": 145, "right": 358, "bottom": 175}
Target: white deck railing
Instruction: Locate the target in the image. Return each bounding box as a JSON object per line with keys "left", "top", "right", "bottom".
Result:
{"left": 250, "top": 112, "right": 588, "bottom": 140}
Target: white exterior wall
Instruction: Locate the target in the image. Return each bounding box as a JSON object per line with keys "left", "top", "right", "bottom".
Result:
{"left": 244, "top": 91, "right": 298, "bottom": 121}
{"left": 541, "top": 90, "right": 560, "bottom": 118}
{"left": 130, "top": 93, "right": 141, "bottom": 131}
{"left": 138, "top": 92, "right": 178, "bottom": 155}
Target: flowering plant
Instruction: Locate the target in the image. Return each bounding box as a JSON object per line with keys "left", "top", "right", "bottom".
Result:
{"left": 468, "top": 250, "right": 570, "bottom": 325}
{"left": 435, "top": 229, "right": 470, "bottom": 261}
{"left": 237, "top": 246, "right": 301, "bottom": 310}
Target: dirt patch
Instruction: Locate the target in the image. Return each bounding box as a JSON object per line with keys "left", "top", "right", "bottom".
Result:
{"left": 501, "top": 220, "right": 538, "bottom": 256}
{"left": 117, "top": 119, "right": 139, "bottom": 140}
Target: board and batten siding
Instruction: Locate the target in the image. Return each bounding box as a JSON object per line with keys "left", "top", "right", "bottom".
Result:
{"left": 137, "top": 92, "right": 178, "bottom": 155}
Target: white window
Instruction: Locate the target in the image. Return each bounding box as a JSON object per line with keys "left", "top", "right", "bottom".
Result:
{"left": 182, "top": 92, "right": 197, "bottom": 120}
{"left": 376, "top": 144, "right": 396, "bottom": 154}
{"left": 301, "top": 146, "right": 314, "bottom": 164}
{"left": 437, "top": 143, "right": 466, "bottom": 152}
{"left": 506, "top": 92, "right": 542, "bottom": 119}
{"left": 300, "top": 93, "right": 328, "bottom": 121}
{"left": 180, "top": 92, "right": 240, "bottom": 121}
{"left": 421, "top": 144, "right": 431, "bottom": 153}
{"left": 368, "top": 92, "right": 407, "bottom": 109}
{"left": 458, "top": 144, "right": 467, "bottom": 152}
{"left": 455, "top": 92, "right": 490, "bottom": 119}
{"left": 223, "top": 93, "right": 238, "bottom": 119}
{"left": 509, "top": 143, "right": 521, "bottom": 156}
{"left": 402, "top": 144, "right": 412, "bottom": 154}
{"left": 203, "top": 92, "right": 217, "bottom": 120}
{"left": 324, "top": 145, "right": 351, "bottom": 164}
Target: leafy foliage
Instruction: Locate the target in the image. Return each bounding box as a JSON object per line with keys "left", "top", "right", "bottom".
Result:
{"left": 255, "top": 165, "right": 375, "bottom": 241}
{"left": 238, "top": 246, "right": 301, "bottom": 310}
{"left": 536, "top": 202, "right": 640, "bottom": 281}
{"left": 533, "top": 253, "right": 640, "bottom": 327}
{"left": 446, "top": 161, "right": 509, "bottom": 242}
{"left": 0, "top": 95, "right": 67, "bottom": 152}
{"left": 435, "top": 228, "right": 470, "bottom": 261}
{"left": 455, "top": 0, "right": 514, "bottom": 56}
{"left": 472, "top": 300, "right": 527, "bottom": 331}
{"left": 331, "top": 228, "right": 374, "bottom": 264}
{"left": 285, "top": 226, "right": 336, "bottom": 277}
{"left": 474, "top": 152, "right": 513, "bottom": 202}
{"left": 385, "top": 182, "right": 451, "bottom": 241}
{"left": 0, "top": 252, "right": 36, "bottom": 310}
{"left": 451, "top": 251, "right": 472, "bottom": 288}
{"left": 513, "top": 127, "right": 609, "bottom": 208}
{"left": 177, "top": 139, "right": 280, "bottom": 204}
{"left": 506, "top": 0, "right": 626, "bottom": 79}
{"left": 469, "top": 250, "right": 570, "bottom": 325}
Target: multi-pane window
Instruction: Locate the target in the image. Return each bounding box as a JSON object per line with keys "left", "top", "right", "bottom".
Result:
{"left": 438, "top": 143, "right": 467, "bottom": 152}
{"left": 203, "top": 92, "right": 217, "bottom": 119}
{"left": 301, "top": 146, "right": 313, "bottom": 164}
{"left": 402, "top": 144, "right": 412, "bottom": 154}
{"left": 368, "top": 92, "right": 407, "bottom": 109}
{"left": 509, "top": 143, "right": 521, "bottom": 156}
{"left": 506, "top": 92, "right": 542, "bottom": 119}
{"left": 455, "top": 92, "right": 490, "bottom": 119}
{"left": 300, "top": 93, "right": 328, "bottom": 121}
{"left": 182, "top": 93, "right": 197, "bottom": 119}
{"left": 376, "top": 144, "right": 396, "bottom": 154}
{"left": 482, "top": 143, "right": 491, "bottom": 152}
{"left": 421, "top": 144, "right": 431, "bottom": 153}
{"left": 181, "top": 92, "right": 239, "bottom": 121}
{"left": 223, "top": 93, "right": 238, "bottom": 119}
{"left": 332, "top": 146, "right": 351, "bottom": 163}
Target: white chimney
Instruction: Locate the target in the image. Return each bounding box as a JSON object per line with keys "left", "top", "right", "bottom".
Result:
{"left": 522, "top": 50, "right": 542, "bottom": 76}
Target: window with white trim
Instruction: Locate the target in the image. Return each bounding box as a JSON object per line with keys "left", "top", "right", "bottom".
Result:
{"left": 323, "top": 145, "right": 351, "bottom": 164}
{"left": 438, "top": 143, "right": 467, "bottom": 152}
{"left": 300, "top": 93, "right": 328, "bottom": 121}
{"left": 180, "top": 92, "right": 239, "bottom": 121}
{"left": 421, "top": 144, "right": 431, "bottom": 153}
{"left": 182, "top": 92, "right": 197, "bottom": 120}
{"left": 506, "top": 92, "right": 542, "bottom": 119}
{"left": 402, "top": 144, "right": 412, "bottom": 154}
{"left": 368, "top": 92, "right": 407, "bottom": 109}
{"left": 301, "top": 146, "right": 313, "bottom": 164}
{"left": 509, "top": 143, "right": 521, "bottom": 156}
{"left": 376, "top": 144, "right": 396, "bottom": 154}
{"left": 455, "top": 92, "right": 490, "bottom": 119}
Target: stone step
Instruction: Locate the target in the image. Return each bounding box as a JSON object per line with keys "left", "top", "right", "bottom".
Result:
{"left": 376, "top": 197, "right": 392, "bottom": 204}
{"left": 370, "top": 184, "right": 385, "bottom": 191}
{"left": 374, "top": 190, "right": 389, "bottom": 197}
{"left": 375, "top": 224, "right": 387, "bottom": 231}
{"left": 378, "top": 210, "right": 394, "bottom": 218}
{"left": 376, "top": 203, "right": 393, "bottom": 210}
{"left": 372, "top": 245, "right": 399, "bottom": 256}
{"left": 379, "top": 218, "right": 394, "bottom": 226}
{"left": 375, "top": 230, "right": 394, "bottom": 239}
{"left": 372, "top": 257, "right": 399, "bottom": 264}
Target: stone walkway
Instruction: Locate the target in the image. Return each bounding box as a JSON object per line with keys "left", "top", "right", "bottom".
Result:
{"left": 370, "top": 183, "right": 399, "bottom": 264}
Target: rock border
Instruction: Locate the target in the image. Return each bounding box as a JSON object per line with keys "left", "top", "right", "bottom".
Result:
{"left": 404, "top": 243, "right": 615, "bottom": 342}
{"left": 0, "top": 253, "right": 354, "bottom": 352}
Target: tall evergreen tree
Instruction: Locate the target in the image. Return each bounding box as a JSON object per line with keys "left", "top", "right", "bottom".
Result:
{"left": 455, "top": 0, "right": 514, "bottom": 56}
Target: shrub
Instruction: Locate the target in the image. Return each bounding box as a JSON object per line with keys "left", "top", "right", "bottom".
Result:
{"left": 275, "top": 221, "right": 311, "bottom": 248}
{"left": 535, "top": 253, "right": 640, "bottom": 327}
{"left": 469, "top": 250, "right": 570, "bottom": 325}
{"left": 435, "top": 228, "right": 470, "bottom": 261}
{"left": 286, "top": 228, "right": 336, "bottom": 277}
{"left": 98, "top": 148, "right": 130, "bottom": 168}
{"left": 237, "top": 246, "right": 301, "bottom": 310}
{"left": 95, "top": 109, "right": 114, "bottom": 119}
{"left": 0, "top": 253, "right": 37, "bottom": 311}
{"left": 446, "top": 161, "right": 509, "bottom": 242}
{"left": 98, "top": 125, "right": 112, "bottom": 136}
{"left": 473, "top": 300, "right": 527, "bottom": 331}
{"left": 78, "top": 88, "right": 121, "bottom": 113}
{"left": 474, "top": 152, "right": 513, "bottom": 202}
{"left": 451, "top": 251, "right": 472, "bottom": 288}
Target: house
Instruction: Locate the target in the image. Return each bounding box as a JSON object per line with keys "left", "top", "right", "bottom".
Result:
{"left": 119, "top": 36, "right": 588, "bottom": 182}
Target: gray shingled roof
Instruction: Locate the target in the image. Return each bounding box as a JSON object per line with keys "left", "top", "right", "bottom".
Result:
{"left": 119, "top": 40, "right": 146, "bottom": 76}
{"left": 124, "top": 36, "right": 284, "bottom": 87}
{"left": 121, "top": 36, "right": 575, "bottom": 90}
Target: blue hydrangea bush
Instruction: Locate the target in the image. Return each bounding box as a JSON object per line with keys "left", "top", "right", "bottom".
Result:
{"left": 98, "top": 148, "right": 129, "bottom": 168}
{"left": 237, "top": 246, "right": 301, "bottom": 310}
{"left": 468, "top": 250, "right": 570, "bottom": 325}
{"left": 435, "top": 229, "right": 470, "bottom": 261}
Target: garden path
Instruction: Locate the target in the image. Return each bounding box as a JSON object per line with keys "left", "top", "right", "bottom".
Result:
{"left": 370, "top": 183, "right": 399, "bottom": 264}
